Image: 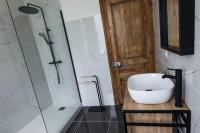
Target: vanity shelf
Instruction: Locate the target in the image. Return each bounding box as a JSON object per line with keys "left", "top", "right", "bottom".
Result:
{"left": 122, "top": 91, "right": 191, "bottom": 133}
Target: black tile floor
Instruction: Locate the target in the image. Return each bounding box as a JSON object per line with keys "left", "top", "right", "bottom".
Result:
{"left": 65, "top": 106, "right": 126, "bottom": 133}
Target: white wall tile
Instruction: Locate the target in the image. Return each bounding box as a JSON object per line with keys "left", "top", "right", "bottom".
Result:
{"left": 66, "top": 15, "right": 114, "bottom": 106}
{"left": 153, "top": 0, "right": 200, "bottom": 132}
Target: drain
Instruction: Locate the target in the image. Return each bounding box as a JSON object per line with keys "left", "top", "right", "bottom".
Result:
{"left": 145, "top": 89, "right": 153, "bottom": 91}
{"left": 58, "top": 107, "right": 66, "bottom": 111}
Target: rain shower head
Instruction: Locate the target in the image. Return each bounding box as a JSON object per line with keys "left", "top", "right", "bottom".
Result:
{"left": 18, "top": 6, "right": 39, "bottom": 14}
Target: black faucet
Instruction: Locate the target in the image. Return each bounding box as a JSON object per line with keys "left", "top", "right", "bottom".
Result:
{"left": 162, "top": 68, "right": 182, "bottom": 107}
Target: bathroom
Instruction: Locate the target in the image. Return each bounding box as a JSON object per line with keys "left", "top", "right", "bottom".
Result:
{"left": 0, "top": 0, "right": 198, "bottom": 133}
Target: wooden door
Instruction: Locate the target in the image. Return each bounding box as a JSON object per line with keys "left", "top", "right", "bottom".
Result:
{"left": 100, "top": 0, "right": 156, "bottom": 104}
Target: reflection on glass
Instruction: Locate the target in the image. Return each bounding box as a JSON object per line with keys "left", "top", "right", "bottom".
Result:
{"left": 6, "top": 0, "right": 81, "bottom": 132}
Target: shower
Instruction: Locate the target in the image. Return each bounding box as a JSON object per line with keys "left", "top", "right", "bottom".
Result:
{"left": 5, "top": 0, "right": 82, "bottom": 131}
{"left": 18, "top": 3, "right": 62, "bottom": 84}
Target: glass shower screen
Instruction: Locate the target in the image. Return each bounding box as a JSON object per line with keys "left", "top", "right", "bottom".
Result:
{"left": 6, "top": 0, "right": 81, "bottom": 132}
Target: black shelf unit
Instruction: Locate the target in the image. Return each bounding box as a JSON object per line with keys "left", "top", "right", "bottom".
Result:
{"left": 123, "top": 109, "right": 191, "bottom": 133}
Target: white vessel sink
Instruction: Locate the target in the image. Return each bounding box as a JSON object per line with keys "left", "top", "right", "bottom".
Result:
{"left": 128, "top": 73, "right": 174, "bottom": 104}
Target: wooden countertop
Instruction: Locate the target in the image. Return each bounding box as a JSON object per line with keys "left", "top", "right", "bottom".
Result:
{"left": 123, "top": 90, "right": 189, "bottom": 111}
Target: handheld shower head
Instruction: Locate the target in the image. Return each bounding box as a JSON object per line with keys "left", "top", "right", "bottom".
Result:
{"left": 38, "top": 32, "right": 45, "bottom": 38}
{"left": 38, "top": 32, "right": 50, "bottom": 44}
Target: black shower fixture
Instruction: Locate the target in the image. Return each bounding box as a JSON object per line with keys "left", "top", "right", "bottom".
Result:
{"left": 18, "top": 3, "right": 62, "bottom": 84}
{"left": 38, "top": 32, "right": 50, "bottom": 44}
{"left": 18, "top": 5, "right": 39, "bottom": 14}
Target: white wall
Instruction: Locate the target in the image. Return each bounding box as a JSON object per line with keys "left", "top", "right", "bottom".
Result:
{"left": 60, "top": 0, "right": 100, "bottom": 22}
{"left": 153, "top": 0, "right": 200, "bottom": 132}
{"left": 66, "top": 15, "right": 114, "bottom": 106}
{"left": 60, "top": 0, "right": 115, "bottom": 106}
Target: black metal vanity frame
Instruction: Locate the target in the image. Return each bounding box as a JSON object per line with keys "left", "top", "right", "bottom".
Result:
{"left": 122, "top": 109, "right": 191, "bottom": 133}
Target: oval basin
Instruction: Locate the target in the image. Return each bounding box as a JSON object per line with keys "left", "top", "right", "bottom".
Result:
{"left": 128, "top": 73, "right": 174, "bottom": 104}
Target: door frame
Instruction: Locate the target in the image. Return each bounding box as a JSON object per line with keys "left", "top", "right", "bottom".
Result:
{"left": 99, "top": 0, "right": 156, "bottom": 104}
{"left": 100, "top": 0, "right": 119, "bottom": 104}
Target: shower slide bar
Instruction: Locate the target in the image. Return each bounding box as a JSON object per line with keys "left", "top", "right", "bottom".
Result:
{"left": 18, "top": 3, "right": 62, "bottom": 84}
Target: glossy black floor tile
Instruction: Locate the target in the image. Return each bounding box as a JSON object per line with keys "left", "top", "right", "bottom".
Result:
{"left": 65, "top": 122, "right": 125, "bottom": 133}
{"left": 64, "top": 122, "right": 79, "bottom": 133}
{"left": 80, "top": 106, "right": 123, "bottom": 122}
{"left": 81, "top": 107, "right": 111, "bottom": 122}
{"left": 73, "top": 107, "right": 89, "bottom": 122}
{"left": 110, "top": 106, "right": 123, "bottom": 122}
{"left": 107, "top": 122, "right": 126, "bottom": 133}
{"left": 74, "top": 122, "right": 109, "bottom": 133}
{"left": 64, "top": 106, "right": 125, "bottom": 133}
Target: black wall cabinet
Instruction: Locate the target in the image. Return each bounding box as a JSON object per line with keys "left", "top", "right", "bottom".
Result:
{"left": 159, "top": 0, "right": 195, "bottom": 55}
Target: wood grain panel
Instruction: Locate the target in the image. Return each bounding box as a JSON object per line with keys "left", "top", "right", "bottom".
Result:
{"left": 167, "top": 0, "right": 179, "bottom": 48}
{"left": 123, "top": 90, "right": 189, "bottom": 111}
{"left": 100, "top": 0, "right": 155, "bottom": 105}
{"left": 111, "top": 0, "right": 145, "bottom": 58}
{"left": 123, "top": 90, "right": 189, "bottom": 133}
{"left": 128, "top": 126, "right": 172, "bottom": 133}
{"left": 127, "top": 113, "right": 172, "bottom": 133}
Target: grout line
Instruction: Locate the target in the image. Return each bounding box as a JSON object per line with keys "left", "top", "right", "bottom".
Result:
{"left": 69, "top": 106, "right": 124, "bottom": 132}
{"left": 116, "top": 122, "right": 118, "bottom": 133}
{"left": 0, "top": 28, "right": 7, "bottom": 31}
{"left": 0, "top": 42, "right": 12, "bottom": 46}
{"left": 195, "top": 16, "right": 200, "bottom": 23}
{"left": 75, "top": 121, "right": 110, "bottom": 123}
{"left": 73, "top": 121, "right": 123, "bottom": 122}
{"left": 73, "top": 107, "right": 88, "bottom": 122}
{"left": 72, "top": 122, "right": 81, "bottom": 133}
{"left": 72, "top": 107, "right": 90, "bottom": 133}
{"left": 106, "top": 120, "right": 111, "bottom": 133}
{"left": 72, "top": 121, "right": 112, "bottom": 133}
